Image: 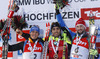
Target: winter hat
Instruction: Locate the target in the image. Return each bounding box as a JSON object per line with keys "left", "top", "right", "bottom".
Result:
{"left": 51, "top": 22, "right": 61, "bottom": 30}
{"left": 75, "top": 18, "right": 86, "bottom": 29}
{"left": 30, "top": 25, "right": 40, "bottom": 34}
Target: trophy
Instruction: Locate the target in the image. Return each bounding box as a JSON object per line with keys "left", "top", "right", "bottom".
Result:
{"left": 89, "top": 25, "right": 98, "bottom": 36}
{"left": 89, "top": 10, "right": 98, "bottom": 36}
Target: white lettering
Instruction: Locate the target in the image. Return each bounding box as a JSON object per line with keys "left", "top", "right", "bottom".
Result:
{"left": 28, "top": 47, "right": 42, "bottom": 51}
{"left": 73, "top": 40, "right": 87, "bottom": 46}
{"left": 85, "top": 10, "right": 100, "bottom": 18}
{"left": 96, "top": 13, "right": 100, "bottom": 17}
{"left": 34, "top": 47, "right": 41, "bottom": 50}
{"left": 18, "top": 35, "right": 24, "bottom": 39}
{"left": 84, "top": 42, "right": 87, "bottom": 46}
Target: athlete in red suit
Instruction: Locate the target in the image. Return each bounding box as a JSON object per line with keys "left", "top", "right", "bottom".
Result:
{"left": 8, "top": 25, "right": 44, "bottom": 59}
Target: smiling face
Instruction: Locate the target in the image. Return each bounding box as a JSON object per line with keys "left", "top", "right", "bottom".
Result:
{"left": 51, "top": 26, "right": 61, "bottom": 37}
{"left": 30, "top": 31, "right": 39, "bottom": 39}
{"left": 75, "top": 24, "right": 86, "bottom": 34}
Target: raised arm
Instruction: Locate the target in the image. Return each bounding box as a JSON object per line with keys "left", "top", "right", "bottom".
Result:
{"left": 8, "top": 41, "right": 24, "bottom": 52}
{"left": 56, "top": 9, "right": 76, "bottom": 38}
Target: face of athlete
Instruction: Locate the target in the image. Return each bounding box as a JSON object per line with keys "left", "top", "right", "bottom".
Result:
{"left": 30, "top": 31, "right": 39, "bottom": 39}
{"left": 51, "top": 27, "right": 61, "bottom": 37}
{"left": 76, "top": 24, "right": 86, "bottom": 34}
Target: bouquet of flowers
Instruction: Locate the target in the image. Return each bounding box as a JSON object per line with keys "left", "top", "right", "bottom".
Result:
{"left": 11, "top": 15, "right": 28, "bottom": 31}
{"left": 53, "top": 0, "right": 69, "bottom": 9}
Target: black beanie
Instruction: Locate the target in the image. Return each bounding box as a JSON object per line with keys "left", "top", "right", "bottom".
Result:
{"left": 51, "top": 22, "right": 61, "bottom": 30}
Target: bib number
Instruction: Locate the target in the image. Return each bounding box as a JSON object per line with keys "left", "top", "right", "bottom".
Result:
{"left": 33, "top": 54, "right": 37, "bottom": 59}
{"left": 31, "top": 54, "right": 37, "bottom": 59}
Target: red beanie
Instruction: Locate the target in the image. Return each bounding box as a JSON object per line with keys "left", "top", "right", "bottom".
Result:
{"left": 75, "top": 18, "right": 86, "bottom": 29}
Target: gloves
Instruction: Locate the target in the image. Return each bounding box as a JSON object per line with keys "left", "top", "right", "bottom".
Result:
{"left": 15, "top": 28, "right": 23, "bottom": 35}
{"left": 89, "top": 49, "right": 98, "bottom": 56}
{"left": 55, "top": 3, "right": 60, "bottom": 10}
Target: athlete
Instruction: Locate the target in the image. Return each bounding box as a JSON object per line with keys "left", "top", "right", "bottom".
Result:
{"left": 55, "top": 4, "right": 98, "bottom": 59}
{"left": 47, "top": 22, "right": 72, "bottom": 59}
{"left": 8, "top": 25, "right": 44, "bottom": 59}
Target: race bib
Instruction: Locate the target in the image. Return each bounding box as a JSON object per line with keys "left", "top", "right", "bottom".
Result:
{"left": 23, "top": 52, "right": 41, "bottom": 59}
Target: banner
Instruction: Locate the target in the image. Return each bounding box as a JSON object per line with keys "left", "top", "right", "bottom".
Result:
{"left": 81, "top": 8, "right": 100, "bottom": 20}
